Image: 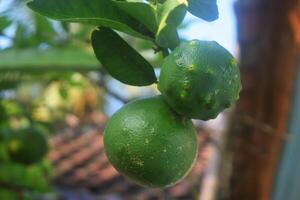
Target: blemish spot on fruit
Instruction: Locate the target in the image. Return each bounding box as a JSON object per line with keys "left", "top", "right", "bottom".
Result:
{"left": 189, "top": 40, "right": 198, "bottom": 45}
{"left": 136, "top": 161, "right": 144, "bottom": 166}
{"left": 180, "top": 91, "right": 187, "bottom": 99}
{"left": 177, "top": 146, "right": 183, "bottom": 151}
{"left": 230, "top": 58, "right": 237, "bottom": 66}
{"left": 187, "top": 64, "right": 195, "bottom": 72}
{"left": 131, "top": 157, "right": 144, "bottom": 167}
{"left": 183, "top": 81, "right": 191, "bottom": 90}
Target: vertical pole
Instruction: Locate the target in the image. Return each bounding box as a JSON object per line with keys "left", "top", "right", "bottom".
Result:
{"left": 220, "top": 1, "right": 300, "bottom": 200}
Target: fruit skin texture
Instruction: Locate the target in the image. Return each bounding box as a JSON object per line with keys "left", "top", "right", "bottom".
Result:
{"left": 7, "top": 126, "right": 48, "bottom": 165}
{"left": 104, "top": 96, "right": 198, "bottom": 188}
{"left": 158, "top": 40, "right": 242, "bottom": 120}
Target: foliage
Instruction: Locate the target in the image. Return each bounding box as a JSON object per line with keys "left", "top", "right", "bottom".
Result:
{"left": 91, "top": 28, "right": 156, "bottom": 86}
{"left": 0, "top": 48, "right": 99, "bottom": 70}
{"left": 0, "top": 0, "right": 241, "bottom": 194}
{"left": 23, "top": 0, "right": 242, "bottom": 189}
{"left": 27, "top": 0, "right": 154, "bottom": 39}
{"left": 28, "top": 0, "right": 219, "bottom": 86}
{"left": 0, "top": 16, "right": 11, "bottom": 32}
{"left": 0, "top": 160, "right": 54, "bottom": 199}
{"left": 0, "top": 98, "right": 54, "bottom": 199}
{"left": 187, "top": 0, "right": 218, "bottom": 21}
{"left": 0, "top": 72, "right": 103, "bottom": 197}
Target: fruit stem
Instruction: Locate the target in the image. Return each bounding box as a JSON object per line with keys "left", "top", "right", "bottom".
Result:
{"left": 147, "top": 0, "right": 157, "bottom": 5}
{"left": 153, "top": 40, "right": 169, "bottom": 58}
{"left": 161, "top": 48, "right": 169, "bottom": 57}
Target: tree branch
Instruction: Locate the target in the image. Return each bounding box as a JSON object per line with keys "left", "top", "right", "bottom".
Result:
{"left": 98, "top": 70, "right": 130, "bottom": 103}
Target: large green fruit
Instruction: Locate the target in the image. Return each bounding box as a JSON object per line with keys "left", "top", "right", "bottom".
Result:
{"left": 158, "top": 40, "right": 242, "bottom": 120}
{"left": 104, "top": 96, "right": 198, "bottom": 188}
{"left": 7, "top": 125, "right": 48, "bottom": 165}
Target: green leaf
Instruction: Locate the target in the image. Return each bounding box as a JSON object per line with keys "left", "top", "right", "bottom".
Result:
{"left": 0, "top": 162, "right": 52, "bottom": 193}
{"left": 33, "top": 14, "right": 57, "bottom": 44}
{"left": 156, "top": 23, "right": 180, "bottom": 50}
{"left": 0, "top": 48, "right": 99, "bottom": 71}
{"left": 0, "top": 16, "right": 11, "bottom": 32}
{"left": 113, "top": 0, "right": 158, "bottom": 33}
{"left": 0, "top": 189, "right": 18, "bottom": 200}
{"left": 13, "top": 14, "right": 57, "bottom": 48}
{"left": 187, "top": 0, "right": 219, "bottom": 21}
{"left": 91, "top": 28, "right": 157, "bottom": 86}
{"left": 156, "top": 0, "right": 187, "bottom": 49}
{"left": 27, "top": 0, "right": 153, "bottom": 39}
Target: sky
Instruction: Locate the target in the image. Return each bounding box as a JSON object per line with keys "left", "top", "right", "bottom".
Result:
{"left": 180, "top": 0, "right": 238, "bottom": 56}
{"left": 1, "top": 0, "right": 237, "bottom": 54}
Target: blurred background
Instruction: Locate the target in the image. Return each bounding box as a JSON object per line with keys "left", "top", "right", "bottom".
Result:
{"left": 0, "top": 0, "right": 300, "bottom": 200}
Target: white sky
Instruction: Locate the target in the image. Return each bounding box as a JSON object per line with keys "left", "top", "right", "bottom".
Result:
{"left": 1, "top": 0, "right": 237, "bottom": 54}
{"left": 180, "top": 0, "right": 238, "bottom": 56}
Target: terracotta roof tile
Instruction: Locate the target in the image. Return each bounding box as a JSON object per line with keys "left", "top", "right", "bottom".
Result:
{"left": 48, "top": 118, "right": 213, "bottom": 199}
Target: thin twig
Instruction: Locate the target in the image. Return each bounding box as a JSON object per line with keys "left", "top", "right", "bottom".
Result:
{"left": 98, "top": 71, "right": 129, "bottom": 103}
{"left": 101, "top": 81, "right": 129, "bottom": 103}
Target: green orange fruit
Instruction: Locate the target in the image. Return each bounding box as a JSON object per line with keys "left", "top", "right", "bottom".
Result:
{"left": 7, "top": 125, "right": 48, "bottom": 165}
{"left": 158, "top": 40, "right": 242, "bottom": 120}
{"left": 104, "top": 96, "right": 198, "bottom": 187}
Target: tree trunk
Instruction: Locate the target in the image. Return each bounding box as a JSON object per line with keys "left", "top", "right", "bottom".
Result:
{"left": 225, "top": 1, "right": 300, "bottom": 200}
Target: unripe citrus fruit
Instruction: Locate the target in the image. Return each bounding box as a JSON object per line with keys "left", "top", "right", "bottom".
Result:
{"left": 7, "top": 125, "right": 48, "bottom": 165}
{"left": 158, "top": 40, "right": 242, "bottom": 120}
{"left": 104, "top": 96, "right": 198, "bottom": 188}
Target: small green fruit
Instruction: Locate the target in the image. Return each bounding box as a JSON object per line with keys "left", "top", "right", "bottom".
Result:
{"left": 158, "top": 40, "right": 242, "bottom": 120}
{"left": 104, "top": 96, "right": 198, "bottom": 188}
{"left": 8, "top": 125, "right": 48, "bottom": 165}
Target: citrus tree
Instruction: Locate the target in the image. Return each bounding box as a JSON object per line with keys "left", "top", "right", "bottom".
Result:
{"left": 25, "top": 0, "right": 241, "bottom": 188}
{"left": 0, "top": 1, "right": 104, "bottom": 198}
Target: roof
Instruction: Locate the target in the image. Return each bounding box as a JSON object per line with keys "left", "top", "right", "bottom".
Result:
{"left": 47, "top": 115, "right": 213, "bottom": 200}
